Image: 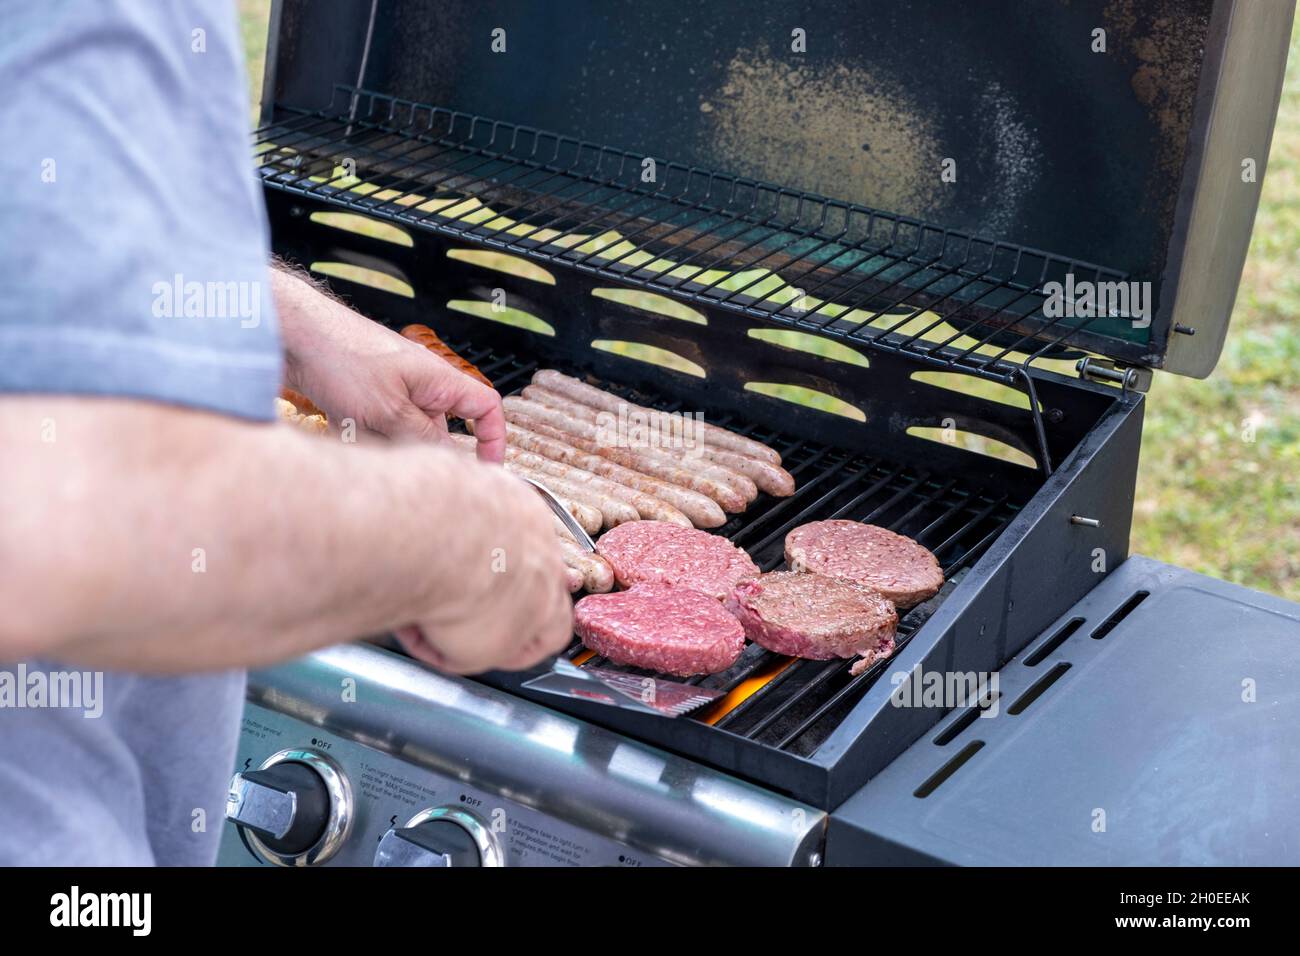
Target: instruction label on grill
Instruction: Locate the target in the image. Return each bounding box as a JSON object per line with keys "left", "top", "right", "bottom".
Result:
{"left": 357, "top": 764, "right": 437, "bottom": 806}
{"left": 507, "top": 820, "right": 591, "bottom": 866}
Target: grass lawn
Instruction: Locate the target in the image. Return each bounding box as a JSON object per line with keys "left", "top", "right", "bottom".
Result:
{"left": 238, "top": 4, "right": 1299, "bottom": 599}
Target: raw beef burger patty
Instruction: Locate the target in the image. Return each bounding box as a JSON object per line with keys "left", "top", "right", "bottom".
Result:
{"left": 784, "top": 520, "right": 944, "bottom": 608}
{"left": 574, "top": 584, "right": 746, "bottom": 676}
{"left": 724, "top": 572, "right": 897, "bottom": 675}
{"left": 596, "top": 520, "right": 760, "bottom": 601}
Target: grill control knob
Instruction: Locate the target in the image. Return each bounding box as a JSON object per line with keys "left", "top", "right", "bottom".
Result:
{"left": 374, "top": 807, "right": 505, "bottom": 867}
{"left": 226, "top": 749, "right": 353, "bottom": 866}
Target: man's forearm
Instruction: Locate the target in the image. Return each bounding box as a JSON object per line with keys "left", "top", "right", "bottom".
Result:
{"left": 269, "top": 258, "right": 341, "bottom": 397}
{"left": 0, "top": 396, "right": 474, "bottom": 671}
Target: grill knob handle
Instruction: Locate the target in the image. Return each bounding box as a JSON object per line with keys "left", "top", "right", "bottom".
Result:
{"left": 374, "top": 807, "right": 505, "bottom": 867}
{"left": 226, "top": 749, "right": 353, "bottom": 866}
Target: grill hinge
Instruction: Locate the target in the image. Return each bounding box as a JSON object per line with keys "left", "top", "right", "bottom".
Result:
{"left": 1074, "top": 357, "right": 1152, "bottom": 393}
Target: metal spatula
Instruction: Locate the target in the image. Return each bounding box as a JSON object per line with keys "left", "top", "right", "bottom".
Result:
{"left": 520, "top": 476, "right": 723, "bottom": 717}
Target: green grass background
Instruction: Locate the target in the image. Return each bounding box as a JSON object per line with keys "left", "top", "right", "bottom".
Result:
{"left": 238, "top": 1, "right": 1299, "bottom": 599}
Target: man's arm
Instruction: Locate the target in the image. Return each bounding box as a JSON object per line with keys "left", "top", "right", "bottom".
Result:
{"left": 0, "top": 396, "right": 571, "bottom": 674}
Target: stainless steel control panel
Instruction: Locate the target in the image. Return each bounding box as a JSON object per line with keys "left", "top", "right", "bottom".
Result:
{"left": 219, "top": 704, "right": 674, "bottom": 867}
{"left": 217, "top": 644, "right": 826, "bottom": 868}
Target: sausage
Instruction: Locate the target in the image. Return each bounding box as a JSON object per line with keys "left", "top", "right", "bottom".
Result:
{"left": 694, "top": 445, "right": 794, "bottom": 497}
{"left": 504, "top": 398, "right": 750, "bottom": 513}
{"left": 274, "top": 397, "right": 329, "bottom": 434}
{"left": 507, "top": 423, "right": 725, "bottom": 528}
{"left": 556, "top": 535, "right": 615, "bottom": 592}
{"left": 279, "top": 387, "right": 326, "bottom": 419}
{"left": 563, "top": 565, "right": 586, "bottom": 594}
{"left": 531, "top": 368, "right": 782, "bottom": 465}
{"left": 518, "top": 388, "right": 758, "bottom": 504}
{"left": 521, "top": 384, "right": 793, "bottom": 497}
{"left": 505, "top": 402, "right": 748, "bottom": 514}
{"left": 508, "top": 460, "right": 639, "bottom": 528}
{"left": 447, "top": 433, "right": 602, "bottom": 533}
{"left": 505, "top": 447, "right": 691, "bottom": 527}
{"left": 399, "top": 324, "right": 494, "bottom": 388}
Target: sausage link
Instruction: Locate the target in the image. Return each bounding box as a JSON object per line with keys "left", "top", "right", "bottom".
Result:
{"left": 279, "top": 387, "right": 326, "bottom": 419}
{"left": 520, "top": 386, "right": 757, "bottom": 503}
{"left": 504, "top": 398, "right": 749, "bottom": 513}
{"left": 447, "top": 433, "right": 603, "bottom": 533}
{"left": 400, "top": 324, "right": 495, "bottom": 388}
{"left": 506, "top": 423, "right": 725, "bottom": 528}
{"left": 507, "top": 461, "right": 639, "bottom": 528}
{"left": 563, "top": 565, "right": 586, "bottom": 594}
{"left": 521, "top": 385, "right": 792, "bottom": 497}
{"left": 505, "top": 447, "right": 691, "bottom": 526}
{"left": 531, "top": 368, "right": 782, "bottom": 465}
{"left": 556, "top": 535, "right": 615, "bottom": 593}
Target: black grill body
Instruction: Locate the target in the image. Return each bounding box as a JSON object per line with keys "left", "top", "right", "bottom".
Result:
{"left": 265, "top": 186, "right": 1141, "bottom": 808}
{"left": 253, "top": 0, "right": 1289, "bottom": 811}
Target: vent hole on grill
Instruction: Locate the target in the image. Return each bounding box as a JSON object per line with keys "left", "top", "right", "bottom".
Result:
{"left": 448, "top": 299, "right": 555, "bottom": 336}
{"left": 905, "top": 426, "right": 1036, "bottom": 469}
{"left": 1091, "top": 591, "right": 1150, "bottom": 640}
{"left": 447, "top": 249, "right": 555, "bottom": 285}
{"left": 1007, "top": 662, "right": 1071, "bottom": 716}
{"left": 910, "top": 371, "right": 1031, "bottom": 410}
{"left": 748, "top": 329, "right": 870, "bottom": 367}
{"left": 593, "top": 288, "right": 706, "bottom": 324}
{"left": 914, "top": 741, "right": 985, "bottom": 798}
{"left": 310, "top": 261, "right": 413, "bottom": 298}
{"left": 1024, "top": 617, "right": 1085, "bottom": 666}
{"left": 932, "top": 692, "right": 1002, "bottom": 746}
{"left": 591, "top": 340, "right": 704, "bottom": 377}
{"left": 310, "top": 212, "right": 413, "bottom": 247}
{"left": 744, "top": 383, "right": 865, "bottom": 420}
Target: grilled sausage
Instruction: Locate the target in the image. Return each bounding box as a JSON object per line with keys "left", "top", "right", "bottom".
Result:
{"left": 531, "top": 368, "right": 782, "bottom": 465}
{"left": 447, "top": 433, "right": 602, "bottom": 533}
{"left": 563, "top": 565, "right": 586, "bottom": 594}
{"left": 400, "top": 324, "right": 494, "bottom": 388}
{"left": 556, "top": 535, "right": 615, "bottom": 593}
{"left": 518, "top": 388, "right": 758, "bottom": 504}
{"left": 279, "top": 387, "right": 326, "bottom": 419}
{"left": 504, "top": 398, "right": 750, "bottom": 513}
{"left": 521, "top": 384, "right": 794, "bottom": 497}
{"left": 504, "top": 446, "right": 692, "bottom": 527}
{"left": 506, "top": 423, "right": 726, "bottom": 528}
{"left": 508, "top": 461, "right": 639, "bottom": 528}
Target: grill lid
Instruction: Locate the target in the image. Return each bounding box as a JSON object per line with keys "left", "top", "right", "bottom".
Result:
{"left": 260, "top": 0, "right": 1292, "bottom": 379}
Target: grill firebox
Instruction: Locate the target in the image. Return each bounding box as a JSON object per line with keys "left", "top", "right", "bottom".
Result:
{"left": 431, "top": 338, "right": 1023, "bottom": 756}
{"left": 255, "top": 85, "right": 1146, "bottom": 809}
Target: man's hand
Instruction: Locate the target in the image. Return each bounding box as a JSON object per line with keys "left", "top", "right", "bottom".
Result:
{"left": 391, "top": 463, "right": 574, "bottom": 673}
{"left": 271, "top": 264, "right": 507, "bottom": 462}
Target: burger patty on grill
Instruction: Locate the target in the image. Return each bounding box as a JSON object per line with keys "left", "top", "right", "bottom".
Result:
{"left": 596, "top": 520, "right": 759, "bottom": 601}
{"left": 724, "top": 572, "right": 898, "bottom": 675}
{"left": 574, "top": 584, "right": 746, "bottom": 676}
{"left": 784, "top": 520, "right": 944, "bottom": 608}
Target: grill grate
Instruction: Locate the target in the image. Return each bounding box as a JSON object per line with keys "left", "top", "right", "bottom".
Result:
{"left": 444, "top": 337, "right": 1021, "bottom": 758}
{"left": 253, "top": 87, "right": 1127, "bottom": 392}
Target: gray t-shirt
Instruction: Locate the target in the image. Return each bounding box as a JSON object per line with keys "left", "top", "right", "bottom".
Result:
{"left": 0, "top": 1, "right": 280, "bottom": 864}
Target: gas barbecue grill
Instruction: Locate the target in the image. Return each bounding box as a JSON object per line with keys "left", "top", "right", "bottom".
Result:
{"left": 219, "top": 0, "right": 1300, "bottom": 867}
